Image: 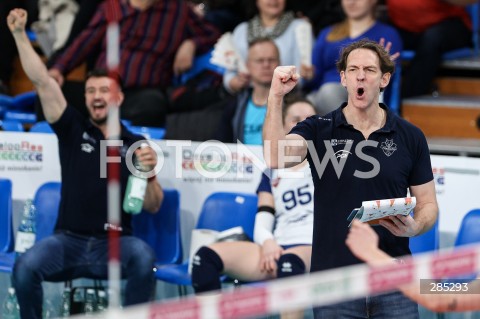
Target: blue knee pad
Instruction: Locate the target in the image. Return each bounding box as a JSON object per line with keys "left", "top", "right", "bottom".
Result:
{"left": 276, "top": 253, "right": 306, "bottom": 278}
{"left": 191, "top": 246, "right": 224, "bottom": 293}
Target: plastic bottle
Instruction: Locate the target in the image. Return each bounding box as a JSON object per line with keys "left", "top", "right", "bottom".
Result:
{"left": 2, "top": 287, "right": 20, "bottom": 319}
{"left": 123, "top": 143, "right": 149, "bottom": 214}
{"left": 84, "top": 288, "right": 96, "bottom": 315}
{"left": 14, "top": 199, "right": 36, "bottom": 257}
{"left": 43, "top": 298, "right": 55, "bottom": 318}
{"left": 59, "top": 287, "right": 71, "bottom": 317}
{"left": 96, "top": 290, "right": 108, "bottom": 312}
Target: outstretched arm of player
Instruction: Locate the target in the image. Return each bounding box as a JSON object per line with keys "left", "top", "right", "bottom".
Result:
{"left": 346, "top": 220, "right": 479, "bottom": 312}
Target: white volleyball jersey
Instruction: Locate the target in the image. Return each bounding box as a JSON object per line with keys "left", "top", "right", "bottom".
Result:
{"left": 257, "top": 164, "right": 314, "bottom": 246}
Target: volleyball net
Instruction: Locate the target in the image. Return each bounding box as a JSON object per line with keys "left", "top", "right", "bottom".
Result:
{"left": 73, "top": 242, "right": 480, "bottom": 319}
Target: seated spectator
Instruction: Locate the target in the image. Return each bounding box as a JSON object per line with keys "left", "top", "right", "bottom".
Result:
{"left": 47, "top": 0, "right": 103, "bottom": 67}
{"left": 8, "top": 8, "right": 164, "bottom": 319}
{"left": 217, "top": 38, "right": 279, "bottom": 145}
{"left": 32, "top": 0, "right": 79, "bottom": 57}
{"left": 224, "top": 0, "right": 313, "bottom": 94}
{"left": 48, "top": 0, "right": 220, "bottom": 127}
{"left": 387, "top": 0, "right": 475, "bottom": 97}
{"left": 307, "top": 0, "right": 402, "bottom": 115}
{"left": 347, "top": 219, "right": 480, "bottom": 312}
{"left": 192, "top": 96, "right": 316, "bottom": 319}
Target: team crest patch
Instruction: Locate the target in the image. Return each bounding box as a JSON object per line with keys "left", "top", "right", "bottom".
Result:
{"left": 380, "top": 139, "right": 397, "bottom": 156}
{"left": 81, "top": 143, "right": 95, "bottom": 153}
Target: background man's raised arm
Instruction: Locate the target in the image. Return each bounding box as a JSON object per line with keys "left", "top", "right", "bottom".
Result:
{"left": 7, "top": 8, "right": 66, "bottom": 123}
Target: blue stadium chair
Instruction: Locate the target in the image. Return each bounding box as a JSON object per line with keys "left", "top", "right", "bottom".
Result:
{"left": 0, "top": 179, "right": 13, "bottom": 254}
{"left": 11, "top": 91, "right": 37, "bottom": 111}
{"left": 1, "top": 120, "right": 24, "bottom": 132}
{"left": 132, "top": 189, "right": 183, "bottom": 266}
{"left": 409, "top": 219, "right": 439, "bottom": 255}
{"left": 34, "top": 182, "right": 61, "bottom": 243}
{"left": 446, "top": 209, "right": 480, "bottom": 285}
{"left": 26, "top": 29, "right": 37, "bottom": 42}
{"left": 177, "top": 49, "right": 226, "bottom": 85}
{"left": 0, "top": 105, "right": 7, "bottom": 119}
{"left": 155, "top": 192, "right": 258, "bottom": 295}
{"left": 29, "top": 121, "right": 54, "bottom": 133}
{"left": 454, "top": 209, "right": 480, "bottom": 247}
{"left": 4, "top": 110, "right": 37, "bottom": 125}
{"left": 385, "top": 63, "right": 402, "bottom": 115}
{"left": 130, "top": 126, "right": 166, "bottom": 140}
{"left": 0, "top": 182, "right": 61, "bottom": 273}
{"left": 121, "top": 119, "right": 132, "bottom": 127}
{"left": 0, "top": 94, "right": 13, "bottom": 108}
{"left": 401, "top": 2, "right": 480, "bottom": 62}
{"left": 0, "top": 94, "right": 13, "bottom": 119}
{"left": 0, "top": 90, "right": 37, "bottom": 124}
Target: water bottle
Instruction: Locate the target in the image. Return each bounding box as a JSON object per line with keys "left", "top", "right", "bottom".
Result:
{"left": 14, "top": 199, "right": 36, "bottom": 257}
{"left": 96, "top": 290, "right": 108, "bottom": 312}
{"left": 84, "top": 288, "right": 96, "bottom": 315}
{"left": 59, "top": 287, "right": 71, "bottom": 317}
{"left": 43, "top": 298, "right": 55, "bottom": 318}
{"left": 2, "top": 287, "right": 20, "bottom": 319}
{"left": 123, "top": 143, "right": 149, "bottom": 214}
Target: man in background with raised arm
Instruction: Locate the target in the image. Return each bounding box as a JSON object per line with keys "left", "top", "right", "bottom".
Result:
{"left": 7, "top": 8, "right": 163, "bottom": 319}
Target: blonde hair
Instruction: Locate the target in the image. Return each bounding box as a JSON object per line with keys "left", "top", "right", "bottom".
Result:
{"left": 326, "top": 20, "right": 350, "bottom": 42}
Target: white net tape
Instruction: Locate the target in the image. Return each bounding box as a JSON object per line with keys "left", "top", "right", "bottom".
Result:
{"left": 74, "top": 242, "right": 480, "bottom": 319}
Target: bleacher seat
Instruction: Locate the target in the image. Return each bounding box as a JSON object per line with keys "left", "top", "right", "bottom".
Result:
{"left": 454, "top": 209, "right": 480, "bottom": 247}
{"left": 4, "top": 110, "right": 37, "bottom": 125}
{"left": 1, "top": 120, "right": 24, "bottom": 132}
{"left": 130, "top": 126, "right": 166, "bottom": 140}
{"left": 401, "top": 2, "right": 480, "bottom": 62}
{"left": 0, "top": 182, "right": 61, "bottom": 273}
{"left": 30, "top": 121, "right": 54, "bottom": 133}
{"left": 0, "top": 91, "right": 37, "bottom": 125}
{"left": 132, "top": 189, "right": 183, "bottom": 266}
{"left": 409, "top": 219, "right": 439, "bottom": 254}
{"left": 0, "top": 179, "right": 13, "bottom": 254}
{"left": 0, "top": 175, "right": 14, "bottom": 272}
{"left": 155, "top": 192, "right": 258, "bottom": 295}
{"left": 178, "top": 49, "right": 226, "bottom": 85}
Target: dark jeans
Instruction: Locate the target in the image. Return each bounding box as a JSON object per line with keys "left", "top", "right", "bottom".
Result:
{"left": 400, "top": 18, "right": 472, "bottom": 97}
{"left": 12, "top": 232, "right": 156, "bottom": 319}
{"left": 313, "top": 291, "right": 419, "bottom": 319}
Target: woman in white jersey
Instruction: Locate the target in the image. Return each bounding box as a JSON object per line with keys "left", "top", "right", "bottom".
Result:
{"left": 191, "top": 96, "right": 316, "bottom": 315}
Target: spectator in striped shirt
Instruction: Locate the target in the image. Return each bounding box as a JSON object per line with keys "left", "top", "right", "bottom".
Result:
{"left": 47, "top": 0, "right": 220, "bottom": 127}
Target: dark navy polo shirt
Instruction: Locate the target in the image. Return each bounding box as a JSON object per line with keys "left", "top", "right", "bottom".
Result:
{"left": 50, "top": 105, "right": 144, "bottom": 236}
{"left": 290, "top": 103, "right": 433, "bottom": 273}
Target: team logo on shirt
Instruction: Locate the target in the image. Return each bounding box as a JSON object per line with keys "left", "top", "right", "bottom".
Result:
{"left": 318, "top": 116, "right": 332, "bottom": 121}
{"left": 330, "top": 139, "right": 353, "bottom": 147}
{"left": 82, "top": 132, "right": 96, "bottom": 144}
{"left": 335, "top": 150, "right": 352, "bottom": 159}
{"left": 81, "top": 143, "right": 95, "bottom": 153}
{"left": 380, "top": 139, "right": 397, "bottom": 157}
